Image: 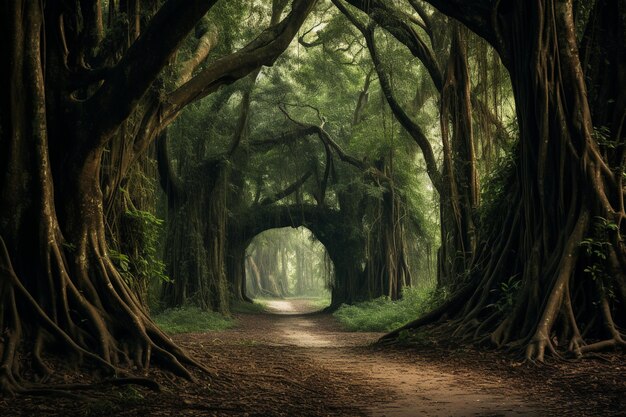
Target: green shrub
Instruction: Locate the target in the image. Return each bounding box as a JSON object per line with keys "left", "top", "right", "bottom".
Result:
{"left": 307, "top": 296, "right": 331, "bottom": 310}
{"left": 153, "top": 306, "right": 234, "bottom": 334}
{"left": 333, "top": 287, "right": 437, "bottom": 332}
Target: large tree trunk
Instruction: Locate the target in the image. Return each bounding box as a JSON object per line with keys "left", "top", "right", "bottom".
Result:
{"left": 0, "top": 1, "right": 207, "bottom": 393}
{"left": 1, "top": 0, "right": 318, "bottom": 393}
{"left": 362, "top": 168, "right": 412, "bottom": 301}
{"left": 158, "top": 133, "right": 230, "bottom": 312}
{"left": 228, "top": 239, "right": 254, "bottom": 303}
{"left": 437, "top": 24, "right": 479, "bottom": 288}
{"left": 385, "top": 0, "right": 626, "bottom": 360}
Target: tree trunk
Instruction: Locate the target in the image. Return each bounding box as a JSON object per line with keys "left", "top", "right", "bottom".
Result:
{"left": 0, "top": 1, "right": 207, "bottom": 392}
{"left": 159, "top": 151, "right": 230, "bottom": 313}
{"left": 437, "top": 24, "right": 479, "bottom": 288}
{"left": 386, "top": 0, "right": 626, "bottom": 360}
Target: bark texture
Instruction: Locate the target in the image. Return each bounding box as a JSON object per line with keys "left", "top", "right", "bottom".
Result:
{"left": 0, "top": 0, "right": 317, "bottom": 392}
{"left": 383, "top": 0, "right": 626, "bottom": 360}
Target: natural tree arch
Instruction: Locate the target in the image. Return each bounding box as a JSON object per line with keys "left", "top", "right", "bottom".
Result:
{"left": 233, "top": 203, "right": 367, "bottom": 308}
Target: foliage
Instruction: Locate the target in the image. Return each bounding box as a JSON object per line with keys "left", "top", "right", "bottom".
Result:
{"left": 487, "top": 274, "right": 522, "bottom": 313}
{"left": 580, "top": 217, "right": 618, "bottom": 296}
{"left": 153, "top": 306, "right": 235, "bottom": 334}
{"left": 231, "top": 300, "right": 267, "bottom": 314}
{"left": 333, "top": 287, "right": 438, "bottom": 332}
{"left": 110, "top": 208, "right": 170, "bottom": 287}
{"left": 477, "top": 145, "right": 517, "bottom": 227}
{"left": 306, "top": 296, "right": 332, "bottom": 310}
{"left": 592, "top": 126, "right": 617, "bottom": 150}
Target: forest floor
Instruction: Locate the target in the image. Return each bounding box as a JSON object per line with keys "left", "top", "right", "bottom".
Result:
{"left": 3, "top": 298, "right": 625, "bottom": 416}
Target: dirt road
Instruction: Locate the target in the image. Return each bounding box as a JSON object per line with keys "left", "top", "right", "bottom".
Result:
{"left": 234, "top": 299, "right": 542, "bottom": 417}
{"left": 6, "top": 298, "right": 623, "bottom": 416}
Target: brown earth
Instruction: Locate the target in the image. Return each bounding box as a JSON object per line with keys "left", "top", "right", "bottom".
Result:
{"left": 1, "top": 298, "right": 625, "bottom": 416}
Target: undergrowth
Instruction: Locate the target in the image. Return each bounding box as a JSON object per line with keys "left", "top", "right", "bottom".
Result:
{"left": 306, "top": 296, "right": 332, "bottom": 310}
{"left": 232, "top": 300, "right": 267, "bottom": 314}
{"left": 153, "top": 306, "right": 235, "bottom": 334}
{"left": 333, "top": 287, "right": 438, "bottom": 332}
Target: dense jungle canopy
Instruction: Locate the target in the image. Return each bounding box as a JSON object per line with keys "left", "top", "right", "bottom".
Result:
{"left": 0, "top": 0, "right": 625, "bottom": 397}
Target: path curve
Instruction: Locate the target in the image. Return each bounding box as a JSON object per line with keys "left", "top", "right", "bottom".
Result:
{"left": 2, "top": 298, "right": 621, "bottom": 416}
{"left": 229, "top": 299, "right": 543, "bottom": 416}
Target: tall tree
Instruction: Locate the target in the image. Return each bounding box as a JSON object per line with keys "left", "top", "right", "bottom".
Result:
{"left": 333, "top": 0, "right": 482, "bottom": 290}
{"left": 384, "top": 0, "right": 626, "bottom": 360}
{"left": 0, "top": 0, "right": 317, "bottom": 392}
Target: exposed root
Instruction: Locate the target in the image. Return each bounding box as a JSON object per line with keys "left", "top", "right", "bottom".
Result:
{"left": 378, "top": 282, "right": 477, "bottom": 342}
{"left": 525, "top": 335, "right": 560, "bottom": 363}
{"left": 0, "top": 227, "right": 207, "bottom": 395}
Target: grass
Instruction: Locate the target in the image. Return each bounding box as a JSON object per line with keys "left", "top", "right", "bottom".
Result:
{"left": 231, "top": 300, "right": 267, "bottom": 314}
{"left": 153, "top": 300, "right": 268, "bottom": 334}
{"left": 333, "top": 287, "right": 438, "bottom": 332}
{"left": 153, "top": 306, "right": 235, "bottom": 334}
{"left": 306, "top": 295, "right": 332, "bottom": 310}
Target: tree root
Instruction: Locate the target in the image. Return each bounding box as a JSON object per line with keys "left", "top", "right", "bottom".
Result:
{"left": 0, "top": 228, "right": 207, "bottom": 395}
{"left": 379, "top": 282, "right": 477, "bottom": 342}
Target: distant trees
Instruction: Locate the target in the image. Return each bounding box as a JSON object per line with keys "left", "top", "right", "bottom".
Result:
{"left": 244, "top": 227, "right": 331, "bottom": 299}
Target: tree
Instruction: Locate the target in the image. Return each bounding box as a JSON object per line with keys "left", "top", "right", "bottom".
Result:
{"left": 333, "top": 0, "right": 503, "bottom": 293}
{"left": 158, "top": 0, "right": 297, "bottom": 311}
{"left": 384, "top": 0, "right": 626, "bottom": 360}
{"left": 0, "top": 0, "right": 317, "bottom": 392}
{"left": 159, "top": 3, "right": 437, "bottom": 310}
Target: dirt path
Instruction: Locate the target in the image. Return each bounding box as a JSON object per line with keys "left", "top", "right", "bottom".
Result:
{"left": 5, "top": 299, "right": 624, "bottom": 416}
{"left": 237, "top": 299, "right": 542, "bottom": 417}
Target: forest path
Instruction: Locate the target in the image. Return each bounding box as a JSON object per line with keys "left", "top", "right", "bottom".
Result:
{"left": 8, "top": 298, "right": 621, "bottom": 416}
{"left": 259, "top": 299, "right": 540, "bottom": 416}
{"left": 175, "top": 298, "right": 546, "bottom": 416}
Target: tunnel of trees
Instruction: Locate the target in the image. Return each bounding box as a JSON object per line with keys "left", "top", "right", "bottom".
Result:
{"left": 244, "top": 227, "right": 332, "bottom": 301}
{"left": 1, "top": 0, "right": 624, "bottom": 395}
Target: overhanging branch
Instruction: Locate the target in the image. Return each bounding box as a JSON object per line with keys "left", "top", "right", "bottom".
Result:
{"left": 260, "top": 170, "right": 314, "bottom": 205}
{"left": 337, "top": 0, "right": 444, "bottom": 91}
{"left": 87, "top": 0, "right": 219, "bottom": 144}
{"left": 163, "top": 0, "right": 318, "bottom": 125}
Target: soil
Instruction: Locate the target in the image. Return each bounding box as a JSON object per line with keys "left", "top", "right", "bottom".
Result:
{"left": 2, "top": 298, "right": 625, "bottom": 416}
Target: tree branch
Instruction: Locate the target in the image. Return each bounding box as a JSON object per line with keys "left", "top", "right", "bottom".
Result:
{"left": 156, "top": 130, "right": 185, "bottom": 203}
{"left": 86, "top": 0, "right": 219, "bottom": 144}
{"left": 407, "top": 0, "right": 433, "bottom": 38}
{"left": 163, "top": 0, "right": 318, "bottom": 125}
{"left": 361, "top": 24, "right": 443, "bottom": 193}
{"left": 249, "top": 126, "right": 320, "bottom": 150}
{"left": 260, "top": 171, "right": 314, "bottom": 205}
{"left": 337, "top": 0, "right": 444, "bottom": 91}
{"left": 227, "top": 80, "right": 256, "bottom": 157}
{"left": 176, "top": 22, "right": 219, "bottom": 87}
{"left": 416, "top": 0, "right": 495, "bottom": 47}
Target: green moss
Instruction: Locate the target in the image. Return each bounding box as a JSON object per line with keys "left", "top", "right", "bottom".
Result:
{"left": 153, "top": 306, "right": 234, "bottom": 334}
{"left": 333, "top": 287, "right": 437, "bottom": 332}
